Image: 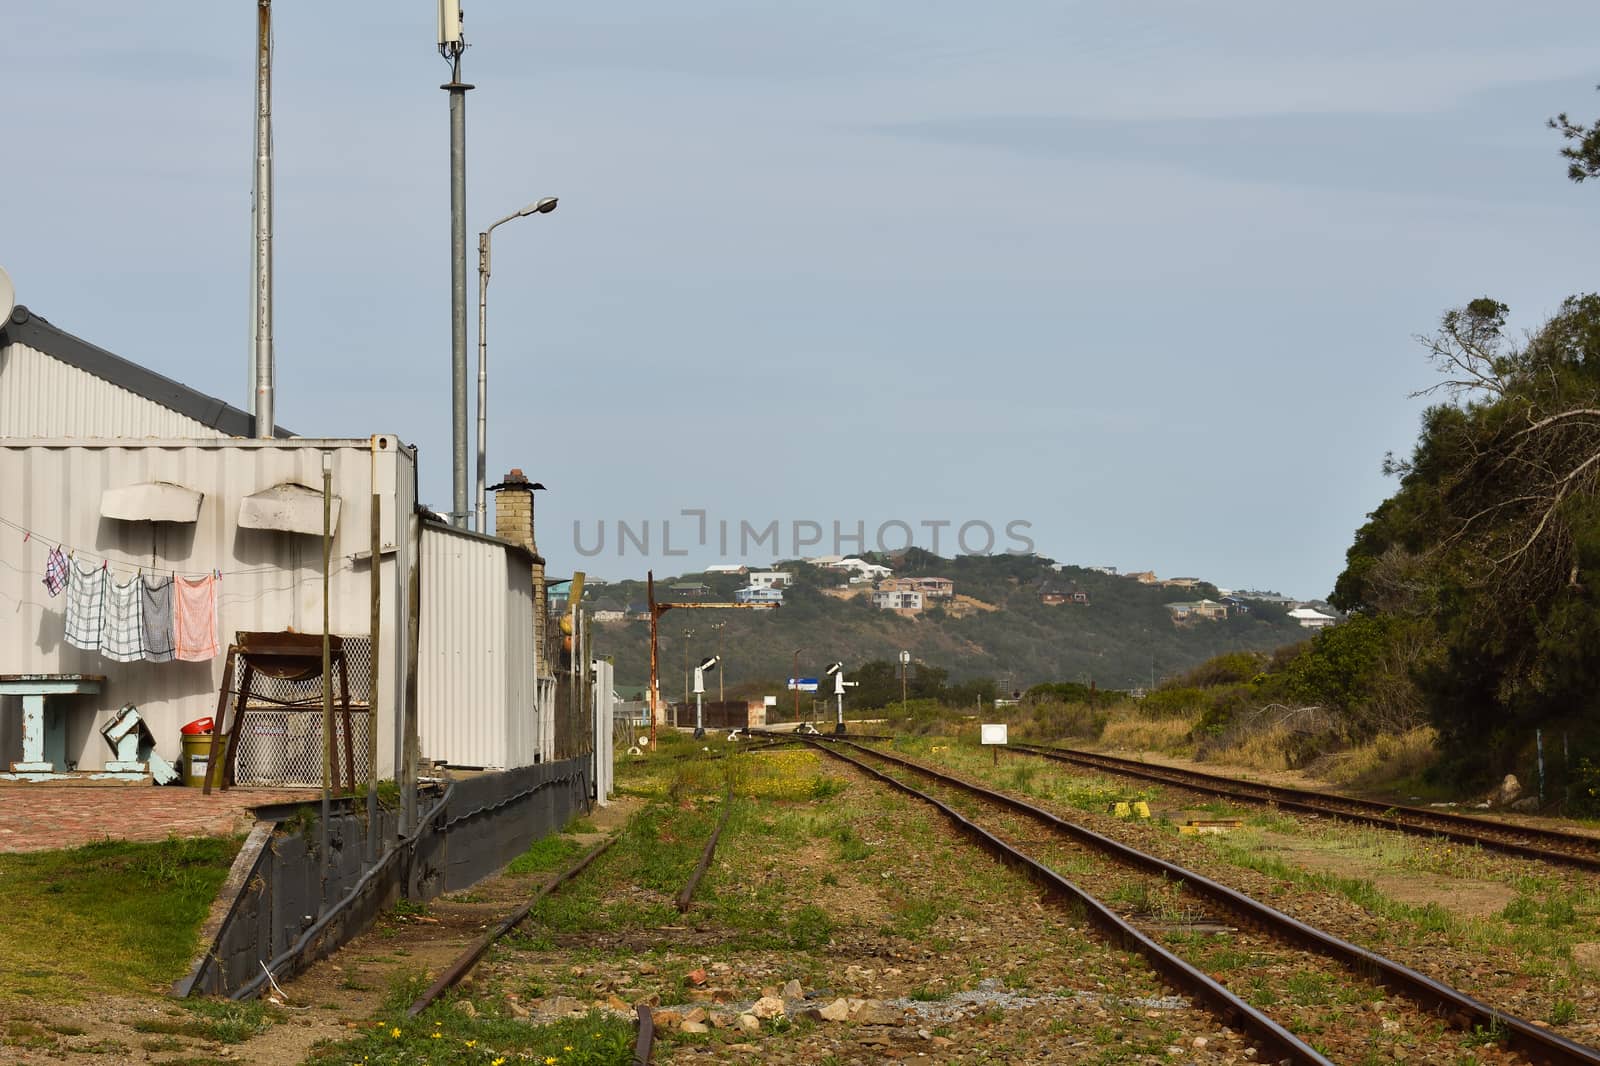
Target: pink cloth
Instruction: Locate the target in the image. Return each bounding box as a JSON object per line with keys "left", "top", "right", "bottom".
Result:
{"left": 174, "top": 575, "right": 219, "bottom": 661}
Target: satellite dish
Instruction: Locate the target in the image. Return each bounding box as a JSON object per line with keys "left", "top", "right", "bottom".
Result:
{"left": 0, "top": 266, "right": 13, "bottom": 324}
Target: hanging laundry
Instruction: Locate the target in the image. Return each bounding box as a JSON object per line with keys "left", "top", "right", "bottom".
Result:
{"left": 102, "top": 575, "right": 145, "bottom": 662}
{"left": 41, "top": 546, "right": 68, "bottom": 597}
{"left": 64, "top": 561, "right": 106, "bottom": 651}
{"left": 140, "top": 574, "right": 176, "bottom": 663}
{"left": 174, "top": 574, "right": 219, "bottom": 661}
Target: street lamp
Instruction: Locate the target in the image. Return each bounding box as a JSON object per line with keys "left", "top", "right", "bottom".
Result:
{"left": 711, "top": 621, "right": 727, "bottom": 704}
{"left": 681, "top": 627, "right": 695, "bottom": 727}
{"left": 475, "top": 196, "right": 559, "bottom": 531}
{"left": 693, "top": 656, "right": 721, "bottom": 739}
{"left": 899, "top": 650, "right": 910, "bottom": 717}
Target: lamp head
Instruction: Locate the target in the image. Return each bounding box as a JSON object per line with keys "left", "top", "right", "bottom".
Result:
{"left": 521, "top": 197, "right": 559, "bottom": 217}
{"left": 699, "top": 655, "right": 721, "bottom": 672}
{"left": 824, "top": 662, "right": 843, "bottom": 677}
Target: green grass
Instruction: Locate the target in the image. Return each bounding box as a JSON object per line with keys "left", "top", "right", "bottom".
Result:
{"left": 306, "top": 996, "right": 634, "bottom": 1066}
{"left": 131, "top": 1000, "right": 279, "bottom": 1044}
{"left": 0, "top": 835, "right": 238, "bottom": 1000}
{"left": 506, "top": 833, "right": 589, "bottom": 877}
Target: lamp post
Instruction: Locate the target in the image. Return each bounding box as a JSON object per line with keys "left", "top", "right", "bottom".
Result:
{"left": 438, "top": 0, "right": 473, "bottom": 527}
{"left": 711, "top": 621, "right": 726, "bottom": 704}
{"left": 693, "top": 656, "right": 720, "bottom": 739}
{"left": 681, "top": 628, "right": 695, "bottom": 727}
{"left": 476, "top": 197, "right": 558, "bottom": 532}
{"left": 899, "top": 649, "right": 910, "bottom": 717}
{"left": 792, "top": 648, "right": 802, "bottom": 723}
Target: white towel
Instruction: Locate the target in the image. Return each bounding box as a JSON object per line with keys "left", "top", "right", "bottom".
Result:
{"left": 102, "top": 575, "right": 145, "bottom": 662}
{"left": 64, "top": 561, "right": 106, "bottom": 651}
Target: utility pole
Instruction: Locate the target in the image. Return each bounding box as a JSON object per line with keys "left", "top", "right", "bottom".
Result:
{"left": 438, "top": 1, "right": 473, "bottom": 527}
{"left": 250, "top": 0, "right": 274, "bottom": 437}
{"left": 681, "top": 628, "right": 694, "bottom": 726}
{"left": 715, "top": 622, "right": 725, "bottom": 704}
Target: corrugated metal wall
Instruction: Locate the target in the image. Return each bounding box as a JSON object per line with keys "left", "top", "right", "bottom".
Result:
{"left": 417, "top": 523, "right": 537, "bottom": 770}
{"left": 0, "top": 342, "right": 226, "bottom": 439}
{"left": 0, "top": 438, "right": 412, "bottom": 774}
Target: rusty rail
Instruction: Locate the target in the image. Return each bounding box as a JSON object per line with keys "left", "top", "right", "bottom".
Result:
{"left": 633, "top": 1003, "right": 655, "bottom": 1064}
{"left": 406, "top": 833, "right": 618, "bottom": 1018}
{"left": 1013, "top": 743, "right": 1600, "bottom": 873}
{"left": 798, "top": 738, "right": 1330, "bottom": 1065}
{"left": 676, "top": 787, "right": 735, "bottom": 913}
{"left": 831, "top": 738, "right": 1600, "bottom": 1066}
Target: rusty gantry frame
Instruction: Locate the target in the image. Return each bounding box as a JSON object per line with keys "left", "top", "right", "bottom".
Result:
{"left": 646, "top": 571, "right": 775, "bottom": 747}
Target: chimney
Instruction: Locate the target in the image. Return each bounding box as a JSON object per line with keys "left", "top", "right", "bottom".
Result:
{"left": 492, "top": 468, "right": 548, "bottom": 674}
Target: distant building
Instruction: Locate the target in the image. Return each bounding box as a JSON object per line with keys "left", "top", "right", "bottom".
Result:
{"left": 1040, "top": 584, "right": 1090, "bottom": 606}
{"left": 879, "top": 575, "right": 953, "bottom": 600}
{"left": 747, "top": 570, "right": 793, "bottom": 590}
{"left": 670, "top": 581, "right": 711, "bottom": 599}
{"left": 1232, "top": 589, "right": 1297, "bottom": 605}
{"left": 1161, "top": 577, "right": 1203, "bottom": 590}
{"left": 703, "top": 564, "right": 748, "bottom": 575}
{"left": 591, "top": 609, "right": 626, "bottom": 623}
{"left": 734, "top": 586, "right": 784, "bottom": 605}
{"left": 872, "top": 588, "right": 923, "bottom": 612}
{"left": 1085, "top": 565, "right": 1118, "bottom": 576}
{"left": 1289, "top": 606, "right": 1338, "bottom": 629}
{"left": 826, "top": 557, "right": 893, "bottom": 582}
{"left": 1166, "top": 599, "right": 1229, "bottom": 622}
{"left": 1126, "top": 571, "right": 1158, "bottom": 584}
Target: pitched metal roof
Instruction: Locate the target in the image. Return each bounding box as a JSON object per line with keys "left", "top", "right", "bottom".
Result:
{"left": 1, "top": 305, "right": 293, "bottom": 438}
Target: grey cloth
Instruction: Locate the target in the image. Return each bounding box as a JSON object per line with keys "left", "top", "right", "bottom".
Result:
{"left": 102, "top": 575, "right": 145, "bottom": 662}
{"left": 140, "top": 575, "right": 175, "bottom": 663}
{"left": 64, "top": 561, "right": 106, "bottom": 651}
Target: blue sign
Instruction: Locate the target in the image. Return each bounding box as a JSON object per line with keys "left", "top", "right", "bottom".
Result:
{"left": 787, "top": 677, "right": 819, "bottom": 692}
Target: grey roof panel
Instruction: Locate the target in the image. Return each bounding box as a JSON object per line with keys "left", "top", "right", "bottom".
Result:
{"left": 1, "top": 305, "right": 293, "bottom": 438}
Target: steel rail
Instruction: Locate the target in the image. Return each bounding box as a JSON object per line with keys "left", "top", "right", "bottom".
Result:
{"left": 677, "top": 787, "right": 735, "bottom": 913}
{"left": 406, "top": 833, "right": 619, "bottom": 1018}
{"left": 633, "top": 1004, "right": 655, "bottom": 1064}
{"left": 833, "top": 738, "right": 1600, "bottom": 1066}
{"left": 1012, "top": 743, "right": 1600, "bottom": 873}
{"left": 796, "top": 738, "right": 1332, "bottom": 1065}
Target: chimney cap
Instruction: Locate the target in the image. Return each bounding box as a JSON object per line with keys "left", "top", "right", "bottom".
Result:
{"left": 490, "top": 469, "right": 546, "bottom": 492}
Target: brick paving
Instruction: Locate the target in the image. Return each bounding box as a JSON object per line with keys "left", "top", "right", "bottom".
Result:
{"left": 0, "top": 784, "right": 314, "bottom": 853}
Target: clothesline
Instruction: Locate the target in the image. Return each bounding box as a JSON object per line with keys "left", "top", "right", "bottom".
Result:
{"left": 0, "top": 512, "right": 332, "bottom": 581}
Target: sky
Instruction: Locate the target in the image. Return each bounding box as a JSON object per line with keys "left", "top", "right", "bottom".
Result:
{"left": 6, "top": 2, "right": 1600, "bottom": 598}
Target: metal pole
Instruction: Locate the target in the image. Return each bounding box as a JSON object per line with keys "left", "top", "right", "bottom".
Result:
{"left": 320, "top": 454, "right": 333, "bottom": 892}
{"left": 252, "top": 0, "right": 274, "bottom": 437}
{"left": 695, "top": 688, "right": 704, "bottom": 740}
{"left": 475, "top": 229, "right": 491, "bottom": 532}
{"left": 444, "top": 56, "right": 474, "bottom": 527}
{"left": 792, "top": 649, "right": 800, "bottom": 723}
{"left": 367, "top": 437, "right": 382, "bottom": 868}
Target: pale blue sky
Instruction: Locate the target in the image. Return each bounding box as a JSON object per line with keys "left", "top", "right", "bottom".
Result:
{"left": 6, "top": 3, "right": 1600, "bottom": 596}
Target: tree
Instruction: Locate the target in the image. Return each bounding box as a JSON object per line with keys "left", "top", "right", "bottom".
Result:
{"left": 1550, "top": 87, "right": 1600, "bottom": 183}
{"left": 1332, "top": 295, "right": 1600, "bottom": 775}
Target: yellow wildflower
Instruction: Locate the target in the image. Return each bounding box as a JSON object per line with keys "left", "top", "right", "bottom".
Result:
{"left": 390, "top": 1027, "right": 401, "bottom": 1039}
{"left": 430, "top": 1031, "right": 442, "bottom": 1039}
{"left": 492, "top": 1059, "right": 506, "bottom": 1066}
{"left": 465, "top": 1039, "right": 477, "bottom": 1048}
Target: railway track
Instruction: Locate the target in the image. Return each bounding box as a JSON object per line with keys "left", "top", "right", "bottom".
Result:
{"left": 1010, "top": 743, "right": 1600, "bottom": 873}
{"left": 401, "top": 759, "right": 757, "bottom": 1061}
{"left": 802, "top": 736, "right": 1600, "bottom": 1066}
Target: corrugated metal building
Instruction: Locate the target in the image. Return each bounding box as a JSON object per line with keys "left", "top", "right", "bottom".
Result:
{"left": 418, "top": 520, "right": 541, "bottom": 769}
{"left": 0, "top": 305, "right": 555, "bottom": 778}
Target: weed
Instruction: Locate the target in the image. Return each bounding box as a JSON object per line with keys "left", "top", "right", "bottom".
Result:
{"left": 1551, "top": 1000, "right": 1578, "bottom": 1026}
{"left": 788, "top": 905, "right": 834, "bottom": 949}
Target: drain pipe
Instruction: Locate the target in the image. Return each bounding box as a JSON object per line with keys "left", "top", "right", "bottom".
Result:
{"left": 251, "top": 0, "right": 274, "bottom": 437}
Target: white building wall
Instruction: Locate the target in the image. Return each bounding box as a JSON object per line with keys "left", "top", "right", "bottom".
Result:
{"left": 0, "top": 341, "right": 227, "bottom": 440}
{"left": 417, "top": 523, "right": 538, "bottom": 770}
{"left": 0, "top": 437, "right": 412, "bottom": 773}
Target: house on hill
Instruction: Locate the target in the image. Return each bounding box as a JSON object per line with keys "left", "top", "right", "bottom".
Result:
{"left": 734, "top": 586, "right": 783, "bottom": 605}
{"left": 872, "top": 588, "right": 923, "bottom": 613}
{"left": 670, "top": 581, "right": 711, "bottom": 599}
{"left": 1166, "top": 599, "right": 1229, "bottom": 623}
{"left": 1289, "top": 606, "right": 1338, "bottom": 629}
{"left": 879, "top": 575, "right": 954, "bottom": 600}
{"left": 1040, "top": 583, "right": 1090, "bottom": 606}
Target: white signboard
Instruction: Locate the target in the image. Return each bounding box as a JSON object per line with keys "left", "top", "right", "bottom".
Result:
{"left": 980, "top": 723, "right": 1008, "bottom": 746}
{"left": 763, "top": 695, "right": 778, "bottom": 706}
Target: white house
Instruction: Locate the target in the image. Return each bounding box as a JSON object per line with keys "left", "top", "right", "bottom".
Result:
{"left": 872, "top": 589, "right": 923, "bottom": 612}
{"left": 1289, "top": 606, "right": 1338, "bottom": 629}
{"left": 747, "top": 570, "right": 793, "bottom": 590}
{"left": 0, "top": 302, "right": 553, "bottom": 779}
{"left": 734, "top": 586, "right": 783, "bottom": 605}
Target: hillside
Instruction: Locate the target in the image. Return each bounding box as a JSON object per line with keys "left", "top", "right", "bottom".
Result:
{"left": 578, "top": 552, "right": 1311, "bottom": 698}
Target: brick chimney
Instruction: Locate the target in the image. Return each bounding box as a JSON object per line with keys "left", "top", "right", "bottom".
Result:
{"left": 491, "top": 468, "right": 548, "bottom": 674}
